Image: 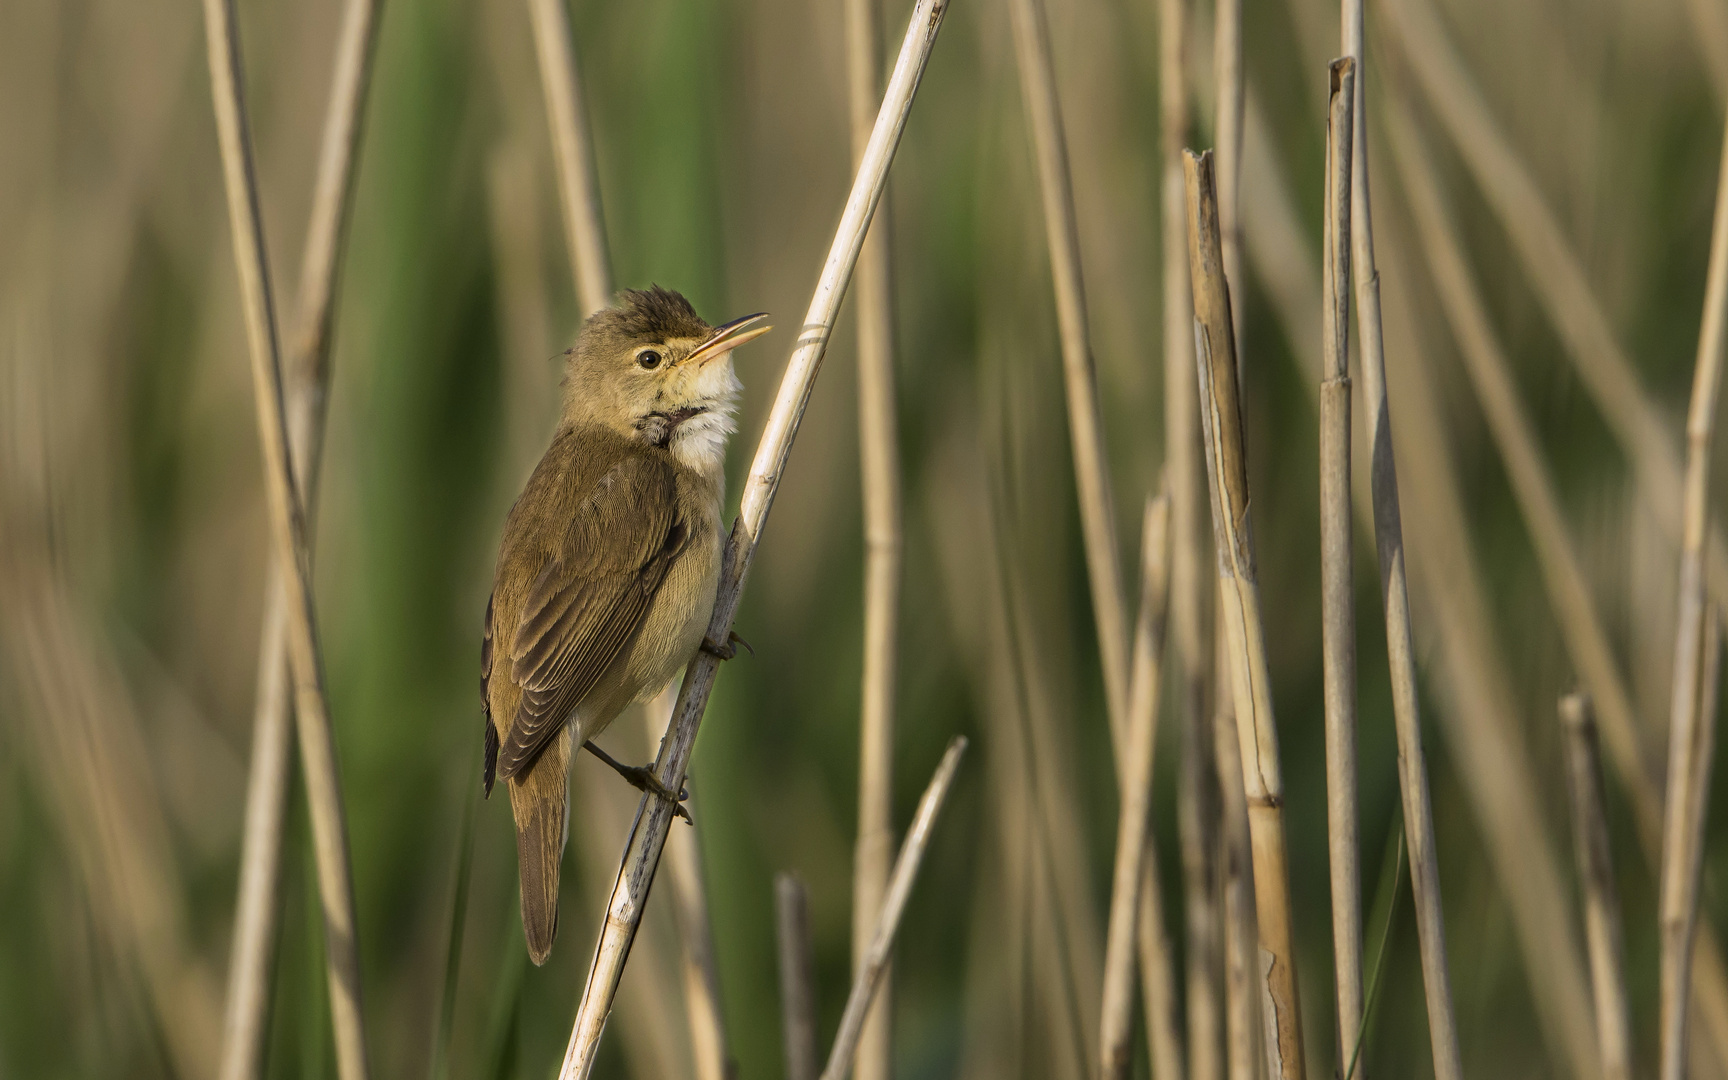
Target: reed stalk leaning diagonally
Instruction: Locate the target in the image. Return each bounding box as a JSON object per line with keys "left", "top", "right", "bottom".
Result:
{"left": 1558, "top": 693, "right": 1634, "bottom": 1080}
{"left": 217, "top": 2, "right": 381, "bottom": 1080}
{"left": 1339, "top": 2, "right": 1464, "bottom": 1075}
{"left": 1005, "top": 1, "right": 1188, "bottom": 1075}
{"left": 1183, "top": 150, "right": 1305, "bottom": 1080}
{"left": 1659, "top": 105, "right": 1728, "bottom": 1080}
{"left": 555, "top": 3, "right": 951, "bottom": 1074}
{"left": 841, "top": 0, "right": 903, "bottom": 1074}
{"left": 1317, "top": 58, "right": 1365, "bottom": 1075}
{"left": 200, "top": 2, "right": 371, "bottom": 1079}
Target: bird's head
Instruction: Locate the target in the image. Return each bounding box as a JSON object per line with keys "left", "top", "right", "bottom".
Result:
{"left": 561, "top": 286, "right": 770, "bottom": 473}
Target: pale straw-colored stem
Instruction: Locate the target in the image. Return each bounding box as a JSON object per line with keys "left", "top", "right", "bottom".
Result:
{"left": 525, "top": 0, "right": 612, "bottom": 315}
{"left": 1337, "top": 7, "right": 1462, "bottom": 1073}
{"left": 1102, "top": 494, "right": 1174, "bottom": 1079}
{"left": 777, "top": 873, "right": 821, "bottom": 1080}
{"left": 1213, "top": 675, "right": 1260, "bottom": 1080}
{"left": 199, "top": 2, "right": 368, "bottom": 1077}
{"left": 1213, "top": 0, "right": 1244, "bottom": 365}
{"left": 1006, "top": 0, "right": 1132, "bottom": 740}
{"left": 820, "top": 737, "right": 968, "bottom": 1080}
{"left": 218, "top": 2, "right": 380, "bottom": 1077}
{"left": 556, "top": 5, "right": 950, "bottom": 1072}
{"left": 1659, "top": 108, "right": 1728, "bottom": 1080}
{"left": 1319, "top": 57, "right": 1364, "bottom": 1078}
{"left": 1559, "top": 693, "right": 1634, "bottom": 1080}
{"left": 1184, "top": 150, "right": 1305, "bottom": 1080}
{"left": 1166, "top": 2, "right": 1224, "bottom": 1076}
{"left": 844, "top": 0, "right": 902, "bottom": 1074}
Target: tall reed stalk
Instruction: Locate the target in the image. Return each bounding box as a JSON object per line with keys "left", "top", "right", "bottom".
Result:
{"left": 1184, "top": 149, "right": 1305, "bottom": 1080}
{"left": 1319, "top": 57, "right": 1364, "bottom": 1076}
{"left": 1338, "top": 6, "right": 1462, "bottom": 1075}
{"left": 525, "top": 0, "right": 611, "bottom": 314}
{"left": 556, "top": 4, "right": 950, "bottom": 1072}
{"left": 844, "top": 0, "right": 903, "bottom": 1073}
{"left": 1658, "top": 107, "right": 1728, "bottom": 1080}
{"left": 200, "top": 0, "right": 369, "bottom": 1075}
{"left": 218, "top": 1, "right": 380, "bottom": 1078}
{"left": 1559, "top": 693, "right": 1634, "bottom": 1080}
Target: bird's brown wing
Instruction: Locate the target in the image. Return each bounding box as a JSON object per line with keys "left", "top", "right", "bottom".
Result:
{"left": 496, "top": 450, "right": 689, "bottom": 779}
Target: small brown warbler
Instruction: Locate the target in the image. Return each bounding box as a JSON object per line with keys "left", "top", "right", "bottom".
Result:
{"left": 482, "top": 286, "right": 769, "bottom": 964}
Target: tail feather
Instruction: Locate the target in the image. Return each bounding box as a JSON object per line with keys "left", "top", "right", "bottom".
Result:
{"left": 508, "top": 732, "right": 572, "bottom": 966}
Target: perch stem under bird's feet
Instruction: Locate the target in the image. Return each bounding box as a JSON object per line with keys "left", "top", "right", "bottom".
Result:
{"left": 582, "top": 742, "right": 691, "bottom": 823}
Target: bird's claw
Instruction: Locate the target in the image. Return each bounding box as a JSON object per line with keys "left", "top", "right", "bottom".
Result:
{"left": 701, "top": 630, "right": 753, "bottom": 661}
{"left": 617, "top": 763, "right": 692, "bottom": 824}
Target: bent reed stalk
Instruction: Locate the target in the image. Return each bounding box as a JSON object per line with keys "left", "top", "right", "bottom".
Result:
{"left": 1184, "top": 149, "right": 1304, "bottom": 1080}
{"left": 200, "top": 0, "right": 370, "bottom": 1076}
{"left": 556, "top": 3, "right": 951, "bottom": 1073}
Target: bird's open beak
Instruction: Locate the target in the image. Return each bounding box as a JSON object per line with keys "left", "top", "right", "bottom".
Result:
{"left": 683, "top": 312, "right": 772, "bottom": 367}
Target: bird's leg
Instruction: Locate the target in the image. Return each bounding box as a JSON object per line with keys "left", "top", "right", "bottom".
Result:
{"left": 582, "top": 740, "right": 691, "bottom": 824}
{"left": 700, "top": 630, "right": 753, "bottom": 660}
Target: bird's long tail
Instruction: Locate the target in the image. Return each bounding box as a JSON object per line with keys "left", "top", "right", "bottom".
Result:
{"left": 507, "top": 729, "right": 572, "bottom": 965}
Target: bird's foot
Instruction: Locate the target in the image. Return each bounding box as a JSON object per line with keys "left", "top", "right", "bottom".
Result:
{"left": 700, "top": 630, "right": 753, "bottom": 661}
{"left": 582, "top": 741, "right": 691, "bottom": 824}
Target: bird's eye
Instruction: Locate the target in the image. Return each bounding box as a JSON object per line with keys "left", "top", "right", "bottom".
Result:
{"left": 637, "top": 349, "right": 663, "bottom": 370}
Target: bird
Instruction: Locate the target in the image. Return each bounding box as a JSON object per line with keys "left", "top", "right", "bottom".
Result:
{"left": 481, "top": 286, "right": 769, "bottom": 965}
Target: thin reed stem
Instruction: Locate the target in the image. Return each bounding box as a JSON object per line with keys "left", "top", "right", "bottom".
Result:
{"left": 525, "top": 0, "right": 612, "bottom": 315}
{"left": 1338, "top": 7, "right": 1462, "bottom": 1074}
{"left": 218, "top": 2, "right": 380, "bottom": 1078}
{"left": 1319, "top": 56, "right": 1364, "bottom": 1078}
{"left": 556, "top": 5, "right": 950, "bottom": 1072}
{"left": 1213, "top": 0, "right": 1243, "bottom": 364}
{"left": 1213, "top": 686, "right": 1260, "bottom": 1080}
{"left": 820, "top": 737, "right": 969, "bottom": 1080}
{"left": 777, "top": 873, "right": 820, "bottom": 1080}
{"left": 844, "top": 0, "right": 902, "bottom": 1073}
{"left": 1184, "top": 149, "right": 1305, "bottom": 1080}
{"left": 1659, "top": 108, "right": 1728, "bottom": 1080}
{"left": 1006, "top": 0, "right": 1132, "bottom": 742}
{"left": 199, "top": 1, "right": 369, "bottom": 1077}
{"left": 1558, "top": 693, "right": 1634, "bottom": 1080}
{"left": 1102, "top": 494, "right": 1174, "bottom": 1079}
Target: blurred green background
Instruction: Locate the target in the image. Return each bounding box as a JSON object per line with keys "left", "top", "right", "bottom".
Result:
{"left": 4, "top": 0, "right": 1728, "bottom": 1076}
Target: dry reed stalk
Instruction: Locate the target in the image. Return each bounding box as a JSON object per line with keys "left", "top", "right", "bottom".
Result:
{"left": 1558, "top": 693, "right": 1634, "bottom": 1080}
{"left": 777, "top": 873, "right": 821, "bottom": 1080}
{"left": 1166, "top": 1, "right": 1225, "bottom": 1075}
{"left": 1101, "top": 494, "right": 1174, "bottom": 1080}
{"left": 1006, "top": 0, "right": 1132, "bottom": 740}
{"left": 1183, "top": 149, "right": 1305, "bottom": 1080}
{"left": 1380, "top": 0, "right": 1728, "bottom": 646}
{"left": 524, "top": 0, "right": 611, "bottom": 314}
{"left": 218, "top": 1, "right": 380, "bottom": 1076}
{"left": 843, "top": 0, "right": 902, "bottom": 1073}
{"left": 1319, "top": 57, "right": 1364, "bottom": 1076}
{"left": 820, "top": 737, "right": 968, "bottom": 1080}
{"left": 1234, "top": 81, "right": 1601, "bottom": 1077}
{"left": 1658, "top": 109, "right": 1728, "bottom": 1080}
{"left": 1212, "top": 680, "right": 1260, "bottom": 1080}
{"left": 1212, "top": 0, "right": 1243, "bottom": 364}
{"left": 199, "top": 3, "right": 369, "bottom": 1077}
{"left": 556, "top": 5, "right": 949, "bottom": 1071}
{"left": 642, "top": 687, "right": 736, "bottom": 1080}
{"left": 1336, "top": 8, "right": 1463, "bottom": 1074}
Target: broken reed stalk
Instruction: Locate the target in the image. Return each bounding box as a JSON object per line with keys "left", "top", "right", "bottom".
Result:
{"left": 820, "top": 737, "right": 968, "bottom": 1080}
{"left": 1558, "top": 693, "right": 1634, "bottom": 1080}
{"left": 843, "top": 0, "right": 902, "bottom": 1073}
{"left": 1338, "top": 6, "right": 1463, "bottom": 1075}
{"left": 1165, "top": 0, "right": 1226, "bottom": 1076}
{"left": 1183, "top": 149, "right": 1305, "bottom": 1080}
{"left": 556, "top": 4, "right": 950, "bottom": 1072}
{"left": 525, "top": 0, "right": 612, "bottom": 314}
{"left": 1213, "top": 0, "right": 1244, "bottom": 362}
{"left": 1319, "top": 58, "right": 1365, "bottom": 1075}
{"left": 1006, "top": 0, "right": 1133, "bottom": 740}
{"left": 1101, "top": 493, "right": 1174, "bottom": 1080}
{"left": 777, "top": 873, "right": 821, "bottom": 1080}
{"left": 1381, "top": 0, "right": 1728, "bottom": 648}
{"left": 1659, "top": 109, "right": 1728, "bottom": 1080}
{"left": 200, "top": 1, "right": 369, "bottom": 1078}
{"left": 218, "top": 2, "right": 380, "bottom": 1078}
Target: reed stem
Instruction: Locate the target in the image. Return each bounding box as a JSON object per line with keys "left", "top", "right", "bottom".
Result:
{"left": 777, "top": 873, "right": 820, "bottom": 1080}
